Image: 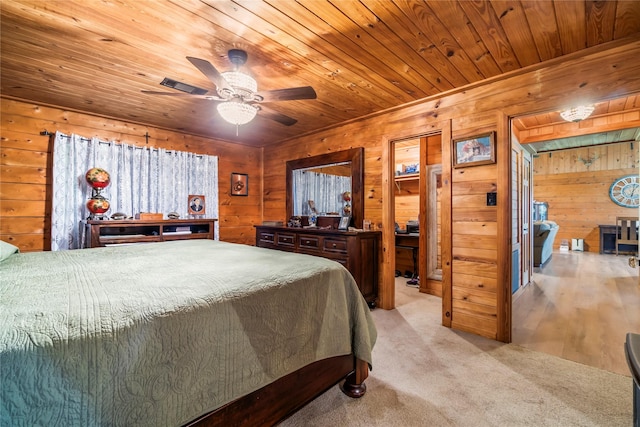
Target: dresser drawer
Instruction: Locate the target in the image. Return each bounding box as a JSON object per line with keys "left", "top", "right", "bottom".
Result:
{"left": 258, "top": 231, "right": 275, "bottom": 244}
{"left": 299, "top": 234, "right": 321, "bottom": 251}
{"left": 323, "top": 238, "right": 348, "bottom": 254}
{"left": 277, "top": 232, "right": 296, "bottom": 247}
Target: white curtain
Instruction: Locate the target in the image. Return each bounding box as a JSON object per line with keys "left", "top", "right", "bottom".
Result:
{"left": 292, "top": 170, "right": 351, "bottom": 216}
{"left": 52, "top": 132, "right": 218, "bottom": 250}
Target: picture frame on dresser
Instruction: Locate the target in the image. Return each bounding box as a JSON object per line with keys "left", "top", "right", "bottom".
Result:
{"left": 338, "top": 216, "right": 350, "bottom": 230}
{"left": 188, "top": 195, "right": 206, "bottom": 215}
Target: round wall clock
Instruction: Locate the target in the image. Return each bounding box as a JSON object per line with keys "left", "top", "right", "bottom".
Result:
{"left": 609, "top": 174, "right": 640, "bottom": 208}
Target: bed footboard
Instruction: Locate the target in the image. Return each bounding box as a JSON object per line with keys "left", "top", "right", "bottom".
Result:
{"left": 186, "top": 354, "right": 368, "bottom": 427}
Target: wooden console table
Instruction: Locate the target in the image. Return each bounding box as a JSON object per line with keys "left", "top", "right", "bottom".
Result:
{"left": 84, "top": 218, "right": 217, "bottom": 248}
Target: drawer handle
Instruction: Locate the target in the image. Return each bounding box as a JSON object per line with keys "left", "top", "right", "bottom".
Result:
{"left": 332, "top": 243, "right": 337, "bottom": 248}
{"left": 305, "top": 240, "right": 310, "bottom": 244}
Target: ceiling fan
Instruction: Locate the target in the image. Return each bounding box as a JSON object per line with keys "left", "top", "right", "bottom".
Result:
{"left": 142, "top": 49, "right": 317, "bottom": 128}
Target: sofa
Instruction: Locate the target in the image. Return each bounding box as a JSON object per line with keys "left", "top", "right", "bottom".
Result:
{"left": 533, "top": 220, "right": 559, "bottom": 267}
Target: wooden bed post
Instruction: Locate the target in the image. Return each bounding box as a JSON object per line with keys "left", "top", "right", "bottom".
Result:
{"left": 339, "top": 357, "right": 369, "bottom": 398}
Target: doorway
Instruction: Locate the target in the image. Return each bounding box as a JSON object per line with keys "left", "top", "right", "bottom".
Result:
{"left": 509, "top": 103, "right": 640, "bottom": 374}
{"left": 383, "top": 128, "right": 446, "bottom": 312}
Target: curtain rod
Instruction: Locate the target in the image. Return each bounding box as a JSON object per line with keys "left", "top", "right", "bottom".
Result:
{"left": 41, "top": 129, "right": 203, "bottom": 157}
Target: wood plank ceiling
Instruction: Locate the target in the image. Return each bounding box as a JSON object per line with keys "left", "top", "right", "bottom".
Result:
{"left": 2, "top": 1, "right": 640, "bottom": 147}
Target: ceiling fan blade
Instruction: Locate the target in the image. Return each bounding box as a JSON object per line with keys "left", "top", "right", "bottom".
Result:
{"left": 141, "top": 90, "right": 224, "bottom": 101}
{"left": 259, "top": 106, "right": 298, "bottom": 126}
{"left": 256, "top": 86, "right": 317, "bottom": 102}
{"left": 186, "top": 56, "right": 233, "bottom": 93}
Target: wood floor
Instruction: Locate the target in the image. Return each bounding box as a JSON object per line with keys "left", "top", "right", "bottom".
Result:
{"left": 512, "top": 250, "right": 640, "bottom": 376}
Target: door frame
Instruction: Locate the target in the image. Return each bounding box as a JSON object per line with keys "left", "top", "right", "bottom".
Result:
{"left": 380, "top": 120, "right": 452, "bottom": 326}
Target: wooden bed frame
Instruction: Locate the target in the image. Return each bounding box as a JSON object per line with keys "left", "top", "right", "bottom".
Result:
{"left": 186, "top": 355, "right": 369, "bottom": 426}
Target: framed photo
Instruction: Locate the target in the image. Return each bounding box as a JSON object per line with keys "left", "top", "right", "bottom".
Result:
{"left": 338, "top": 216, "right": 350, "bottom": 230}
{"left": 188, "top": 195, "right": 205, "bottom": 215}
{"left": 453, "top": 132, "right": 496, "bottom": 168}
{"left": 231, "top": 172, "right": 248, "bottom": 196}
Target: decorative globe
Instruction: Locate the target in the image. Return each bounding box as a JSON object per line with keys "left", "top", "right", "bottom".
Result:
{"left": 87, "top": 197, "right": 110, "bottom": 214}
{"left": 85, "top": 168, "right": 110, "bottom": 189}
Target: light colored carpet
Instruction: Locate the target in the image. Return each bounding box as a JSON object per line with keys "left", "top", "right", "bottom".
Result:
{"left": 281, "top": 282, "right": 633, "bottom": 426}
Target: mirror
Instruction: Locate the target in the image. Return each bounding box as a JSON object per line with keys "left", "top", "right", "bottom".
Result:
{"left": 286, "top": 148, "right": 364, "bottom": 228}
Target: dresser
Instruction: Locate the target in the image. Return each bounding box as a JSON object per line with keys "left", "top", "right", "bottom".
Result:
{"left": 255, "top": 226, "right": 380, "bottom": 308}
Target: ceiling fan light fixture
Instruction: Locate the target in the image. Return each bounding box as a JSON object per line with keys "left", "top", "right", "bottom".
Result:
{"left": 220, "top": 71, "right": 257, "bottom": 97}
{"left": 560, "top": 105, "right": 595, "bottom": 122}
{"left": 217, "top": 101, "right": 258, "bottom": 125}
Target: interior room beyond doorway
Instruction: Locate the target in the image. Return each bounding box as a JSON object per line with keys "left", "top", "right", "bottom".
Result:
{"left": 393, "top": 134, "right": 444, "bottom": 298}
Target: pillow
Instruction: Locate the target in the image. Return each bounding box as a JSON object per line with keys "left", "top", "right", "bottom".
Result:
{"left": 0, "top": 240, "right": 19, "bottom": 261}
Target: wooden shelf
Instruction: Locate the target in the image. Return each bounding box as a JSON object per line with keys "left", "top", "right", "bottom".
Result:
{"left": 394, "top": 173, "right": 419, "bottom": 181}
{"left": 84, "top": 218, "right": 217, "bottom": 248}
{"left": 394, "top": 173, "right": 419, "bottom": 190}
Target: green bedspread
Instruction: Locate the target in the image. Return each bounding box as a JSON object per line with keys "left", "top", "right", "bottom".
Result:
{"left": 0, "top": 240, "right": 376, "bottom": 426}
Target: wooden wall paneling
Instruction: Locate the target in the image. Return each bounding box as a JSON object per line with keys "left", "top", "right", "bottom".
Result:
{"left": 420, "top": 136, "right": 444, "bottom": 296}
{"left": 0, "top": 98, "right": 262, "bottom": 250}
{"left": 439, "top": 122, "right": 453, "bottom": 327}
{"left": 426, "top": 134, "right": 443, "bottom": 165}
{"left": 381, "top": 129, "right": 395, "bottom": 310}
{"left": 418, "top": 136, "right": 428, "bottom": 296}
{"left": 449, "top": 118, "right": 502, "bottom": 340}
{"left": 450, "top": 310, "right": 498, "bottom": 338}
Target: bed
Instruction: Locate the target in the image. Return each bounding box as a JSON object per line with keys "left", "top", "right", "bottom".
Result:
{"left": 0, "top": 239, "right": 376, "bottom": 426}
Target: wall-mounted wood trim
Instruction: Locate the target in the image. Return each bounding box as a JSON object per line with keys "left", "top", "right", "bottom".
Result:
{"left": 497, "top": 113, "right": 512, "bottom": 343}
{"left": 440, "top": 122, "right": 453, "bottom": 328}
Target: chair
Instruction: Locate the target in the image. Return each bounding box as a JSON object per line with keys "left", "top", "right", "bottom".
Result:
{"left": 533, "top": 220, "right": 559, "bottom": 266}
{"left": 616, "top": 217, "right": 639, "bottom": 255}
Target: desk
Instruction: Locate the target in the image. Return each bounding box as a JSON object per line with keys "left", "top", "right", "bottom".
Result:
{"left": 396, "top": 233, "right": 419, "bottom": 285}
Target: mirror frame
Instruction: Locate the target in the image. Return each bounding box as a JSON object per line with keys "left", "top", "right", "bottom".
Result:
{"left": 286, "top": 147, "right": 364, "bottom": 229}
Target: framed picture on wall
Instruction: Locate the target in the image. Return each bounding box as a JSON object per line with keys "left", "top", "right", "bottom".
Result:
{"left": 453, "top": 132, "right": 496, "bottom": 168}
{"left": 231, "top": 172, "right": 248, "bottom": 196}
{"left": 188, "top": 195, "right": 206, "bottom": 215}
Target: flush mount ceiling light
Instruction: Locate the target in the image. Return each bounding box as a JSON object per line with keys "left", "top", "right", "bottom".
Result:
{"left": 560, "top": 105, "right": 595, "bottom": 122}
